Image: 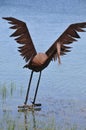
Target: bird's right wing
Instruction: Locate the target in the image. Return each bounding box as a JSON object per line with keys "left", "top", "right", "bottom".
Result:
{"left": 3, "top": 17, "right": 37, "bottom": 62}
{"left": 46, "top": 22, "right": 86, "bottom": 64}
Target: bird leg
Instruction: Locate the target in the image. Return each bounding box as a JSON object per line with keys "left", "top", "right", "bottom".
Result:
{"left": 24, "top": 70, "right": 34, "bottom": 105}
{"left": 32, "top": 71, "right": 41, "bottom": 105}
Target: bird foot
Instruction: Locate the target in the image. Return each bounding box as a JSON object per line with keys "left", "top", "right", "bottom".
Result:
{"left": 31, "top": 101, "right": 42, "bottom": 107}
{"left": 32, "top": 103, "right": 41, "bottom": 107}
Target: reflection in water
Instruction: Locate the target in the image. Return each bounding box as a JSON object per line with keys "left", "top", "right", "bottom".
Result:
{"left": 0, "top": 83, "right": 86, "bottom": 129}
{"left": 18, "top": 107, "right": 41, "bottom": 130}
{"left": 0, "top": 107, "right": 42, "bottom": 130}
{"left": 0, "top": 82, "right": 16, "bottom": 103}
{"left": 1, "top": 84, "right": 7, "bottom": 101}
{"left": 24, "top": 111, "right": 36, "bottom": 130}
{"left": 24, "top": 113, "right": 28, "bottom": 130}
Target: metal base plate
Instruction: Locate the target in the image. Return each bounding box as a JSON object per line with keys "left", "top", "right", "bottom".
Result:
{"left": 18, "top": 103, "right": 41, "bottom": 111}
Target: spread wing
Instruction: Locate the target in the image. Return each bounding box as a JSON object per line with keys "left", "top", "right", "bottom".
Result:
{"left": 3, "top": 17, "right": 37, "bottom": 62}
{"left": 46, "top": 22, "right": 86, "bottom": 64}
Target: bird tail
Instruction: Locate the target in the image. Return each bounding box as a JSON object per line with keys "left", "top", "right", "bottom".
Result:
{"left": 23, "top": 64, "right": 28, "bottom": 68}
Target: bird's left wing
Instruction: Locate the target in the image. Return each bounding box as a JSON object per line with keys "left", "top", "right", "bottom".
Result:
{"left": 46, "top": 22, "right": 86, "bottom": 64}
{"left": 3, "top": 17, "right": 37, "bottom": 62}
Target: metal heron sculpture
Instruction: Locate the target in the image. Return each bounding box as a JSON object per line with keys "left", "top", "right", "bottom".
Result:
{"left": 3, "top": 17, "right": 86, "bottom": 107}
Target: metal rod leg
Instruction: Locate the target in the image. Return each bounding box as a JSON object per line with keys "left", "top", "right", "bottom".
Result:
{"left": 32, "top": 71, "right": 41, "bottom": 105}
{"left": 24, "top": 70, "right": 33, "bottom": 105}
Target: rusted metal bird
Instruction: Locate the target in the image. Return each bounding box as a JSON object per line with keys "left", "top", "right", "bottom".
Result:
{"left": 3, "top": 17, "right": 86, "bottom": 108}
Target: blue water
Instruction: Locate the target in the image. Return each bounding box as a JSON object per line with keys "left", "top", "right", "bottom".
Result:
{"left": 0, "top": 0, "right": 86, "bottom": 129}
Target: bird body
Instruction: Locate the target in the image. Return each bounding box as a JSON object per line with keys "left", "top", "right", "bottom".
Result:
{"left": 32, "top": 53, "right": 48, "bottom": 66}
{"left": 25, "top": 53, "right": 50, "bottom": 72}
{"left": 3, "top": 17, "right": 86, "bottom": 107}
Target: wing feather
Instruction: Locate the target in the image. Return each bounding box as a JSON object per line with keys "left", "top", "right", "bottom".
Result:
{"left": 46, "top": 22, "right": 86, "bottom": 63}
{"left": 3, "top": 17, "right": 37, "bottom": 62}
